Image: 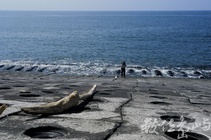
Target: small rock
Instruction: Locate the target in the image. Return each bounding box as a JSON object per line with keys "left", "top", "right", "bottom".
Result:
{"left": 142, "top": 70, "right": 147, "bottom": 75}
{"left": 128, "top": 69, "right": 135, "bottom": 74}
{"left": 167, "top": 71, "right": 174, "bottom": 76}
{"left": 199, "top": 76, "right": 205, "bottom": 79}
{"left": 101, "top": 69, "right": 107, "bottom": 74}
{"left": 194, "top": 71, "right": 201, "bottom": 75}
{"left": 154, "top": 70, "right": 162, "bottom": 76}
{"left": 0, "top": 65, "right": 4, "bottom": 68}
{"left": 15, "top": 67, "right": 24, "bottom": 71}
{"left": 6, "top": 65, "right": 15, "bottom": 70}
{"left": 181, "top": 72, "right": 188, "bottom": 77}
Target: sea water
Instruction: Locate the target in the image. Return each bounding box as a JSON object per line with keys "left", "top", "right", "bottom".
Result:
{"left": 0, "top": 11, "right": 211, "bottom": 78}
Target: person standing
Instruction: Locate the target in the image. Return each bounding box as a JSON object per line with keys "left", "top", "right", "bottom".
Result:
{"left": 121, "top": 61, "right": 126, "bottom": 77}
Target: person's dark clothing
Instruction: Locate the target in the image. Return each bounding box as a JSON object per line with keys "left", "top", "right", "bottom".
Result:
{"left": 121, "top": 61, "right": 126, "bottom": 77}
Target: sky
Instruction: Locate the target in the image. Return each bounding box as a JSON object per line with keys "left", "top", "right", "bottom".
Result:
{"left": 0, "top": 0, "right": 211, "bottom": 11}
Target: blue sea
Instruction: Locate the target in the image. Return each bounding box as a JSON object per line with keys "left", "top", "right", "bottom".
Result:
{"left": 0, "top": 11, "right": 211, "bottom": 78}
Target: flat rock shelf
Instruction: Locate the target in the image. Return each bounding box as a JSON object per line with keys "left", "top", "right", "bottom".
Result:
{"left": 0, "top": 72, "right": 211, "bottom": 140}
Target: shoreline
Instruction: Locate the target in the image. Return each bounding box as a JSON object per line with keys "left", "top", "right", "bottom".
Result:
{"left": 0, "top": 71, "right": 211, "bottom": 139}
{"left": 1, "top": 60, "right": 211, "bottom": 79}
{"left": 1, "top": 70, "right": 211, "bottom": 80}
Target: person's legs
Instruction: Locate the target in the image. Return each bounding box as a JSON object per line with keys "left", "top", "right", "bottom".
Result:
{"left": 123, "top": 68, "right": 126, "bottom": 77}
{"left": 122, "top": 68, "right": 125, "bottom": 77}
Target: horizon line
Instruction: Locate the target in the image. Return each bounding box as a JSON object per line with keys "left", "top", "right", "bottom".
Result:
{"left": 0, "top": 9, "right": 211, "bottom": 12}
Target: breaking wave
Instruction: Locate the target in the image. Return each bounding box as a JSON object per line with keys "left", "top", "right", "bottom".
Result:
{"left": 0, "top": 60, "right": 211, "bottom": 79}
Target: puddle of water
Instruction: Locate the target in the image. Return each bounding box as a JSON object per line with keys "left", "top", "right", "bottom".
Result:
{"left": 150, "top": 101, "right": 171, "bottom": 105}
{"left": 160, "top": 115, "right": 195, "bottom": 123}
{"left": 19, "top": 94, "right": 40, "bottom": 97}
{"left": 165, "top": 131, "right": 209, "bottom": 140}
{"left": 24, "top": 126, "right": 67, "bottom": 138}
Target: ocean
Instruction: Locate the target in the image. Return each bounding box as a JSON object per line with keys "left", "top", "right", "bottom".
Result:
{"left": 0, "top": 11, "right": 211, "bottom": 78}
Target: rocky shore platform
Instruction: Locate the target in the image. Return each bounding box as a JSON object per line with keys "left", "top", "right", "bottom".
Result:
{"left": 0, "top": 72, "right": 211, "bottom": 140}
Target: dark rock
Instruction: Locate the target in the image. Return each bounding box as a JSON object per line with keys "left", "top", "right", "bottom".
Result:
{"left": 51, "top": 68, "right": 59, "bottom": 73}
{"left": 154, "top": 70, "right": 162, "bottom": 76}
{"left": 142, "top": 70, "right": 147, "bottom": 75}
{"left": 116, "top": 69, "right": 121, "bottom": 74}
{"left": 6, "top": 65, "right": 15, "bottom": 70}
{"left": 37, "top": 67, "right": 47, "bottom": 72}
{"left": 0, "top": 65, "right": 4, "bottom": 68}
{"left": 15, "top": 67, "right": 24, "bottom": 71}
{"left": 181, "top": 71, "right": 188, "bottom": 77}
{"left": 101, "top": 69, "right": 107, "bottom": 74}
{"left": 194, "top": 71, "right": 201, "bottom": 75}
{"left": 167, "top": 71, "right": 174, "bottom": 76}
{"left": 199, "top": 76, "right": 205, "bottom": 79}
{"left": 128, "top": 69, "right": 135, "bottom": 74}
{"left": 26, "top": 66, "right": 38, "bottom": 72}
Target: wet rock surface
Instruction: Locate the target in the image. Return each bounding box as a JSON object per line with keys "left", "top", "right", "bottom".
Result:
{"left": 0, "top": 72, "right": 211, "bottom": 140}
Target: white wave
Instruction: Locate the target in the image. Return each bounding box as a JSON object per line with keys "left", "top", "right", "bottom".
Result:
{"left": 0, "top": 60, "right": 210, "bottom": 79}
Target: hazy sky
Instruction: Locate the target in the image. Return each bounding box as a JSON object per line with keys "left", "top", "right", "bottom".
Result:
{"left": 0, "top": 0, "right": 211, "bottom": 11}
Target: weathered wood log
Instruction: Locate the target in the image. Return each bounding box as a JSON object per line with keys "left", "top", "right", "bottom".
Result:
{"left": 21, "top": 85, "right": 97, "bottom": 114}
{"left": 0, "top": 104, "right": 7, "bottom": 115}
{"left": 21, "top": 91, "right": 79, "bottom": 114}
{"left": 79, "top": 84, "right": 97, "bottom": 100}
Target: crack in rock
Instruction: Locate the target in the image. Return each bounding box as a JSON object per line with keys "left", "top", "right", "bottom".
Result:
{"left": 103, "top": 81, "right": 137, "bottom": 140}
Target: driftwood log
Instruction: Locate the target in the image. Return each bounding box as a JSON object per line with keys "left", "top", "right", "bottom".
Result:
{"left": 21, "top": 85, "right": 97, "bottom": 114}
{"left": 79, "top": 84, "right": 97, "bottom": 100}
{"left": 0, "top": 104, "right": 7, "bottom": 115}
